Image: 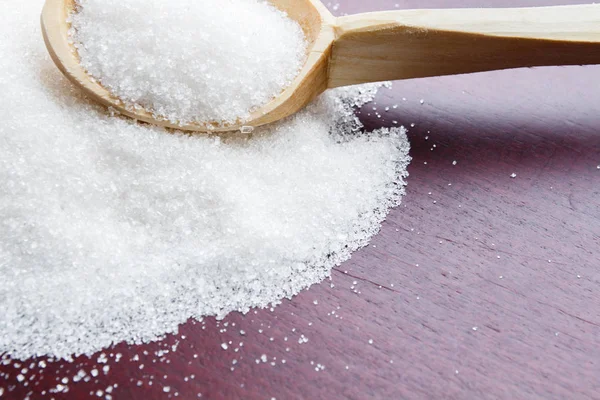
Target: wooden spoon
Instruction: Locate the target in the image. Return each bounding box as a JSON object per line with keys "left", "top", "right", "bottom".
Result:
{"left": 42, "top": 0, "right": 600, "bottom": 132}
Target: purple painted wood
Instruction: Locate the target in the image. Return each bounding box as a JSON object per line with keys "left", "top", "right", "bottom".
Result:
{"left": 2, "top": 1, "right": 600, "bottom": 399}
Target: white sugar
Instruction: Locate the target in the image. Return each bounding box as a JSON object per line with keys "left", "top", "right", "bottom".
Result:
{"left": 69, "top": 0, "right": 307, "bottom": 125}
{"left": 0, "top": 0, "right": 411, "bottom": 360}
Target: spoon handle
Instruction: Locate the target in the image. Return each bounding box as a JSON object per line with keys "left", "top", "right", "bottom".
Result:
{"left": 328, "top": 4, "right": 600, "bottom": 88}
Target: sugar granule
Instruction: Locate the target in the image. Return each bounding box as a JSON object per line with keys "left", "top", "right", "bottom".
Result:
{"left": 0, "top": 0, "right": 411, "bottom": 360}
{"left": 69, "top": 0, "right": 307, "bottom": 125}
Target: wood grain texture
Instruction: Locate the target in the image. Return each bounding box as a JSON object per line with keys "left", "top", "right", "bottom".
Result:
{"left": 330, "top": 5, "right": 600, "bottom": 87}
{"left": 3, "top": 0, "right": 600, "bottom": 399}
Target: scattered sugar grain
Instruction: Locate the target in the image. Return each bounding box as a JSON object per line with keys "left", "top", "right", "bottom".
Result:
{"left": 0, "top": 1, "right": 411, "bottom": 361}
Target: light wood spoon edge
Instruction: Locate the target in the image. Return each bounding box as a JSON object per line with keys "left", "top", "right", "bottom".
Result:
{"left": 42, "top": 0, "right": 600, "bottom": 133}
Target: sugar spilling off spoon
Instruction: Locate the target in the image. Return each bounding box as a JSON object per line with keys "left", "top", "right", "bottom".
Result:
{"left": 0, "top": 0, "right": 410, "bottom": 360}
{"left": 69, "top": 0, "right": 308, "bottom": 126}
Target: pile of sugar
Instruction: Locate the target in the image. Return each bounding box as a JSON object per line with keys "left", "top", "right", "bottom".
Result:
{"left": 0, "top": 0, "right": 410, "bottom": 361}
{"left": 69, "top": 0, "right": 307, "bottom": 125}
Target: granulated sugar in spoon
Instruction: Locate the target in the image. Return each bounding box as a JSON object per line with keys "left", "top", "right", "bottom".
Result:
{"left": 41, "top": 0, "right": 600, "bottom": 132}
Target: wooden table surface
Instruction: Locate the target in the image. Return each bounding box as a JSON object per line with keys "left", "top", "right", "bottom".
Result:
{"left": 3, "top": 0, "right": 600, "bottom": 399}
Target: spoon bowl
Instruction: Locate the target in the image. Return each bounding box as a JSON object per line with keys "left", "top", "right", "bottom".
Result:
{"left": 41, "top": 0, "right": 336, "bottom": 132}
{"left": 42, "top": 0, "right": 600, "bottom": 132}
